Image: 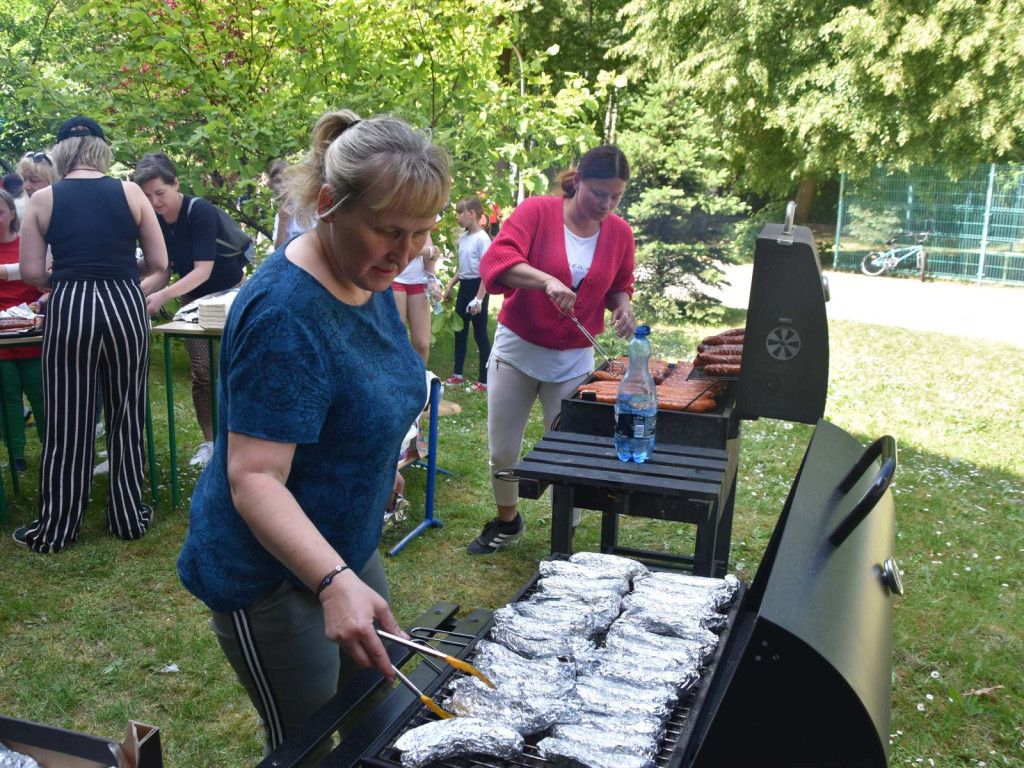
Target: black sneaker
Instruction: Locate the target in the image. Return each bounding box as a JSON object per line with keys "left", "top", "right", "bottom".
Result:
{"left": 12, "top": 526, "right": 30, "bottom": 549}
{"left": 467, "top": 514, "right": 525, "bottom": 555}
{"left": 13, "top": 458, "right": 26, "bottom": 473}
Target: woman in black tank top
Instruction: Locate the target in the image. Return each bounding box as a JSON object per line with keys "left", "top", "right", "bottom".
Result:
{"left": 14, "top": 116, "right": 167, "bottom": 553}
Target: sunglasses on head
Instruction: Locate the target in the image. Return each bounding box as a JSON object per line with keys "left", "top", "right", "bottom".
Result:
{"left": 28, "top": 152, "right": 52, "bottom": 165}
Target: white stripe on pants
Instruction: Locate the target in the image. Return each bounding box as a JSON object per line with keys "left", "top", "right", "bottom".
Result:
{"left": 486, "top": 356, "right": 591, "bottom": 507}
{"left": 24, "top": 279, "right": 151, "bottom": 553}
{"left": 209, "top": 552, "right": 391, "bottom": 758}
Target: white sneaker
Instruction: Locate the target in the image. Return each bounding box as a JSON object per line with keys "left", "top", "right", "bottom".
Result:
{"left": 93, "top": 459, "right": 109, "bottom": 476}
{"left": 189, "top": 441, "right": 214, "bottom": 467}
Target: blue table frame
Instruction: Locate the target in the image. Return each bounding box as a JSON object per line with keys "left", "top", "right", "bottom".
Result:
{"left": 387, "top": 378, "right": 447, "bottom": 556}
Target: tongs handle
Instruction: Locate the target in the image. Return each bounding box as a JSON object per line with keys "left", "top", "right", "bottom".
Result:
{"left": 392, "top": 665, "right": 453, "bottom": 719}
{"left": 377, "top": 629, "right": 495, "bottom": 688}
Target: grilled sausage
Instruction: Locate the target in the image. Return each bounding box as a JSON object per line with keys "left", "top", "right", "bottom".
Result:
{"left": 704, "top": 363, "right": 741, "bottom": 375}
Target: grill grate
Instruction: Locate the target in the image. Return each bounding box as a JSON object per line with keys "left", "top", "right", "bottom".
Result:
{"left": 368, "top": 697, "right": 696, "bottom": 768}
{"left": 360, "top": 581, "right": 745, "bottom": 768}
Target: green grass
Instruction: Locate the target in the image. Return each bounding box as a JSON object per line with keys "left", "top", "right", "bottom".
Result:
{"left": 1, "top": 316, "right": 1022, "bottom": 767}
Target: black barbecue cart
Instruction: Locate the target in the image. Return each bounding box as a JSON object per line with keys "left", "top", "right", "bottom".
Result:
{"left": 260, "top": 206, "right": 901, "bottom": 767}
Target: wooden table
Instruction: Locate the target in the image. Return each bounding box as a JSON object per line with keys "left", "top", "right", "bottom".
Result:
{"left": 151, "top": 321, "right": 222, "bottom": 507}
{"left": 515, "top": 430, "right": 738, "bottom": 576}
{"left": 0, "top": 330, "right": 159, "bottom": 525}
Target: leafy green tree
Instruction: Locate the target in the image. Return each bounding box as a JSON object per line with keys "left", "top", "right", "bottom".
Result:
{"left": 614, "top": 0, "right": 1024, "bottom": 200}
{"left": 4, "top": 0, "right": 607, "bottom": 243}
{"left": 617, "top": 76, "right": 747, "bottom": 323}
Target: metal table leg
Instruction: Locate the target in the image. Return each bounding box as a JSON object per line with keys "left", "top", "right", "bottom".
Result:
{"left": 208, "top": 337, "right": 218, "bottom": 438}
{"left": 164, "top": 335, "right": 179, "bottom": 507}
{"left": 0, "top": 451, "right": 7, "bottom": 525}
{"left": 145, "top": 383, "right": 159, "bottom": 505}
{"left": 0, "top": 363, "right": 20, "bottom": 496}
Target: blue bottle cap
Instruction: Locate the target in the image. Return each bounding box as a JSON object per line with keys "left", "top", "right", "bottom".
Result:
{"left": 634, "top": 325, "right": 650, "bottom": 337}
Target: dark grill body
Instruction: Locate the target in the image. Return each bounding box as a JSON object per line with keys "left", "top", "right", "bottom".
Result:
{"left": 261, "top": 422, "right": 898, "bottom": 768}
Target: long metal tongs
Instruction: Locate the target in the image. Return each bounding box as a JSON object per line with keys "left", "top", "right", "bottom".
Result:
{"left": 558, "top": 308, "right": 627, "bottom": 376}
{"left": 377, "top": 629, "right": 496, "bottom": 688}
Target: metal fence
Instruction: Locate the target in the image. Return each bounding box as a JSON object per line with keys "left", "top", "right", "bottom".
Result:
{"left": 833, "top": 164, "right": 1024, "bottom": 285}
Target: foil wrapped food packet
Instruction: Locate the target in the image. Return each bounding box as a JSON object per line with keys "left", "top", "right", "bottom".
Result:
{"left": 489, "top": 612, "right": 596, "bottom": 660}
{"left": 516, "top": 594, "right": 621, "bottom": 635}
{"left": 574, "top": 710, "right": 666, "bottom": 743}
{"left": 444, "top": 675, "right": 581, "bottom": 735}
{"left": 633, "top": 571, "right": 740, "bottom": 609}
{"left": 0, "top": 744, "right": 42, "bottom": 768}
{"left": 540, "top": 557, "right": 647, "bottom": 585}
{"left": 568, "top": 551, "right": 650, "bottom": 582}
{"left": 470, "top": 640, "right": 577, "bottom": 688}
{"left": 574, "top": 674, "right": 678, "bottom": 720}
{"left": 394, "top": 716, "right": 523, "bottom": 768}
{"left": 575, "top": 648, "right": 700, "bottom": 693}
{"left": 537, "top": 736, "right": 656, "bottom": 768}
{"left": 525, "top": 590, "right": 623, "bottom": 629}
{"left": 607, "top": 618, "right": 720, "bottom": 665}
{"left": 536, "top": 573, "right": 631, "bottom": 597}
{"left": 493, "top": 602, "right": 601, "bottom": 639}
{"left": 551, "top": 722, "right": 660, "bottom": 760}
{"left": 620, "top": 589, "right": 729, "bottom": 634}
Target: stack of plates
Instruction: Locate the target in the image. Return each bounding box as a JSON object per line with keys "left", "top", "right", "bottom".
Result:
{"left": 196, "top": 292, "right": 238, "bottom": 330}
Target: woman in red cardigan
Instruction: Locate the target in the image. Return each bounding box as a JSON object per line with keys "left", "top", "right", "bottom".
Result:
{"left": 470, "top": 145, "right": 636, "bottom": 554}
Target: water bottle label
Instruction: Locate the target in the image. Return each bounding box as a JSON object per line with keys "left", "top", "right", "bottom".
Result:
{"left": 616, "top": 413, "right": 655, "bottom": 438}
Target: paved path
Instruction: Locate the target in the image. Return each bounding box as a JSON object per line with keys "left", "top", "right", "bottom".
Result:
{"left": 714, "top": 264, "right": 1024, "bottom": 347}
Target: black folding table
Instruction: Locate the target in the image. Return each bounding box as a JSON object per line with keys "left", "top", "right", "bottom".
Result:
{"left": 515, "top": 430, "right": 738, "bottom": 577}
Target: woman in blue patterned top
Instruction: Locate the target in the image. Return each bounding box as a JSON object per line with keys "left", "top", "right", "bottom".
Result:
{"left": 177, "top": 108, "right": 450, "bottom": 757}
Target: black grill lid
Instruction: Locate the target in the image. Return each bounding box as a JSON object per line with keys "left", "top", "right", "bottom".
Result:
{"left": 682, "top": 420, "right": 897, "bottom": 767}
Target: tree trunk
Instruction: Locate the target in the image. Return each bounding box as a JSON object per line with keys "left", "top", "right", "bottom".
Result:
{"left": 794, "top": 177, "right": 816, "bottom": 223}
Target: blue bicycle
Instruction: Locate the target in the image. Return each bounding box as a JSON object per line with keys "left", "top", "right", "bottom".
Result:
{"left": 861, "top": 231, "right": 929, "bottom": 278}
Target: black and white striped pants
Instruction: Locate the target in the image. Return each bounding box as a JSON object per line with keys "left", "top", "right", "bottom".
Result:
{"left": 23, "top": 279, "right": 151, "bottom": 553}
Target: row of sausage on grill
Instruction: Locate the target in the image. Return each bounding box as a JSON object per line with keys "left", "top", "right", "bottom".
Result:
{"left": 575, "top": 328, "right": 744, "bottom": 412}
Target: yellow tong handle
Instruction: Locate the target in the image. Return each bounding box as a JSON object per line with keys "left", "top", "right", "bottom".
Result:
{"left": 392, "top": 665, "right": 453, "bottom": 719}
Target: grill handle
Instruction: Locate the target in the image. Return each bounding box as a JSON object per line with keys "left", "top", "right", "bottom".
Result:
{"left": 829, "top": 435, "right": 897, "bottom": 547}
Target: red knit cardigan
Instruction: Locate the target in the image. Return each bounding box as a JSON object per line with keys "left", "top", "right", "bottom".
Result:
{"left": 480, "top": 196, "right": 635, "bottom": 350}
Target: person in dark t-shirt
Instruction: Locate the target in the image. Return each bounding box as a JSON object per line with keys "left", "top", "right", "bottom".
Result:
{"left": 135, "top": 152, "right": 245, "bottom": 468}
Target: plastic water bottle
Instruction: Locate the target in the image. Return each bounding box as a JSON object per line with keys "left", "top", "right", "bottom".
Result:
{"left": 614, "top": 325, "right": 658, "bottom": 462}
{"left": 426, "top": 276, "right": 443, "bottom": 314}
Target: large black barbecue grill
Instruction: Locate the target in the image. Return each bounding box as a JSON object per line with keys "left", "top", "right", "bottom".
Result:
{"left": 260, "top": 206, "right": 899, "bottom": 766}
{"left": 261, "top": 421, "right": 898, "bottom": 768}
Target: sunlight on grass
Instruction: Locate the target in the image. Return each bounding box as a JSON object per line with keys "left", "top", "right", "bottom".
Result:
{"left": 0, "top": 317, "right": 1020, "bottom": 766}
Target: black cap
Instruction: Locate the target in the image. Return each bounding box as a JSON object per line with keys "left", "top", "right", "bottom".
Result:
{"left": 2, "top": 174, "right": 24, "bottom": 196}
{"left": 56, "top": 116, "right": 106, "bottom": 143}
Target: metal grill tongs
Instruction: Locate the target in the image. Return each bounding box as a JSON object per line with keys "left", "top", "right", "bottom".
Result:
{"left": 377, "top": 628, "right": 495, "bottom": 688}
{"left": 379, "top": 628, "right": 496, "bottom": 720}
{"left": 558, "top": 307, "right": 626, "bottom": 376}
